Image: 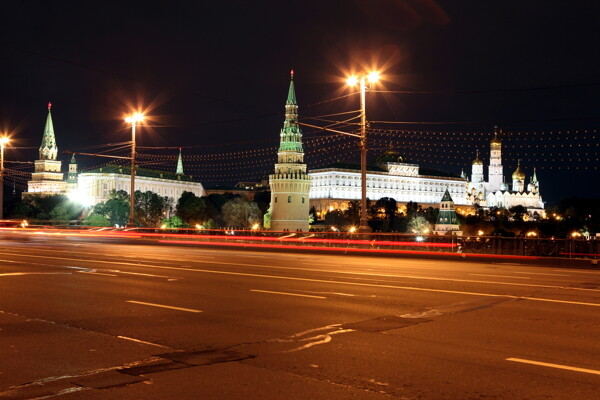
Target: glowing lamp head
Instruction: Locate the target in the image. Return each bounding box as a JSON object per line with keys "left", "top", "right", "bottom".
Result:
{"left": 0, "top": 137, "right": 9, "bottom": 146}
{"left": 346, "top": 76, "right": 358, "bottom": 87}
{"left": 251, "top": 223, "right": 260, "bottom": 231}
{"left": 125, "top": 113, "right": 144, "bottom": 124}
{"left": 348, "top": 226, "right": 357, "bottom": 233}
{"left": 367, "top": 71, "right": 380, "bottom": 83}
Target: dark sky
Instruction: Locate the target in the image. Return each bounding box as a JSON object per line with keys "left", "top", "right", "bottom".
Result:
{"left": 1, "top": 0, "right": 599, "bottom": 204}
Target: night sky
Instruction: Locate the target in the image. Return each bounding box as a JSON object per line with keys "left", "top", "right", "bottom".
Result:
{"left": 1, "top": 0, "right": 599, "bottom": 204}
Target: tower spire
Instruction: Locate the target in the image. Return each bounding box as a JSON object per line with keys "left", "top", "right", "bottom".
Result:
{"left": 286, "top": 69, "right": 297, "bottom": 105}
{"left": 39, "top": 102, "right": 58, "bottom": 160}
{"left": 176, "top": 148, "right": 184, "bottom": 175}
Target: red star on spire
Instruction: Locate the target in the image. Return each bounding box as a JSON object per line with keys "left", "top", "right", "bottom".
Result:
{"left": 290, "top": 69, "right": 294, "bottom": 78}
{"left": 47, "top": 102, "right": 52, "bottom": 110}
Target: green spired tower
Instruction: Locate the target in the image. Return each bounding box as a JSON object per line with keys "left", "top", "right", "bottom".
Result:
{"left": 24, "top": 103, "right": 68, "bottom": 197}
{"left": 268, "top": 71, "right": 311, "bottom": 232}
{"left": 66, "top": 154, "right": 78, "bottom": 191}
{"left": 176, "top": 148, "right": 184, "bottom": 175}
{"left": 434, "top": 188, "right": 460, "bottom": 233}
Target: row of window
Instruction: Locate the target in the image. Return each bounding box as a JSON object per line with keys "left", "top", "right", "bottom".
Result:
{"left": 274, "top": 196, "right": 306, "bottom": 203}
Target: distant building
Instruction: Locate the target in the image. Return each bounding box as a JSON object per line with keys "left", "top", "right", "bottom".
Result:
{"left": 268, "top": 71, "right": 311, "bottom": 231}
{"left": 24, "top": 106, "right": 204, "bottom": 205}
{"left": 308, "top": 148, "right": 469, "bottom": 217}
{"left": 434, "top": 189, "right": 461, "bottom": 234}
{"left": 23, "top": 103, "right": 68, "bottom": 197}
{"left": 466, "top": 126, "right": 544, "bottom": 215}
{"left": 73, "top": 150, "right": 204, "bottom": 206}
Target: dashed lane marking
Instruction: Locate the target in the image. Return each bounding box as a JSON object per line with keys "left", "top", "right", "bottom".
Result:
{"left": 250, "top": 289, "right": 326, "bottom": 299}
{"left": 126, "top": 300, "right": 202, "bottom": 313}
{"left": 506, "top": 358, "right": 600, "bottom": 376}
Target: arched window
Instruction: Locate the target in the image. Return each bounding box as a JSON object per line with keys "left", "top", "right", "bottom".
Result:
{"left": 288, "top": 196, "right": 292, "bottom": 203}
{"left": 275, "top": 196, "right": 278, "bottom": 203}
{"left": 302, "top": 196, "right": 305, "bottom": 203}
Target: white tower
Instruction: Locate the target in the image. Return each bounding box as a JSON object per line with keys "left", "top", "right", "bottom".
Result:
{"left": 471, "top": 150, "right": 484, "bottom": 183}
{"left": 269, "top": 71, "right": 311, "bottom": 232}
{"left": 488, "top": 126, "right": 504, "bottom": 192}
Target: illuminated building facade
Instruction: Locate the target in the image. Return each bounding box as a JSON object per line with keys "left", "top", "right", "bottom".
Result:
{"left": 23, "top": 103, "right": 68, "bottom": 197}
{"left": 268, "top": 71, "right": 311, "bottom": 231}
{"left": 466, "top": 126, "right": 544, "bottom": 215}
{"left": 309, "top": 149, "right": 469, "bottom": 216}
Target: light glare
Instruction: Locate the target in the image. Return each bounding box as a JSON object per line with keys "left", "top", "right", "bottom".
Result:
{"left": 367, "top": 71, "right": 380, "bottom": 83}
{"left": 346, "top": 76, "right": 358, "bottom": 86}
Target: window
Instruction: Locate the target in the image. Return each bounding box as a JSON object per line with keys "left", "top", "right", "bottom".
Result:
{"left": 302, "top": 196, "right": 305, "bottom": 203}
{"left": 275, "top": 196, "right": 278, "bottom": 203}
{"left": 288, "top": 196, "right": 292, "bottom": 203}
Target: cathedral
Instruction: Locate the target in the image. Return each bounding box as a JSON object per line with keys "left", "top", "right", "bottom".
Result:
{"left": 465, "top": 126, "right": 545, "bottom": 215}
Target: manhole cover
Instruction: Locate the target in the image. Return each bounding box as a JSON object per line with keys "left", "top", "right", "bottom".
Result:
{"left": 342, "top": 316, "right": 431, "bottom": 332}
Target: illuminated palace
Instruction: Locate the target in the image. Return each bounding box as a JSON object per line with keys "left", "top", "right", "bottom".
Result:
{"left": 466, "top": 126, "right": 544, "bottom": 215}
{"left": 309, "top": 151, "right": 468, "bottom": 216}
{"left": 25, "top": 105, "right": 204, "bottom": 205}
{"left": 308, "top": 127, "right": 545, "bottom": 217}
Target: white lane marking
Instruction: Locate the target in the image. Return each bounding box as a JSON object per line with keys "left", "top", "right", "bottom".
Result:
{"left": 117, "top": 335, "right": 171, "bottom": 349}
{"left": 3, "top": 251, "right": 600, "bottom": 308}
{"left": 126, "top": 300, "right": 202, "bottom": 313}
{"left": 553, "top": 269, "right": 600, "bottom": 274}
{"left": 109, "top": 270, "right": 173, "bottom": 279}
{"left": 470, "top": 274, "right": 531, "bottom": 280}
{"left": 506, "top": 358, "right": 600, "bottom": 376}
{"left": 77, "top": 271, "right": 118, "bottom": 277}
{"left": 0, "top": 272, "right": 70, "bottom": 276}
{"left": 285, "top": 328, "right": 354, "bottom": 353}
{"left": 250, "top": 289, "right": 326, "bottom": 299}
{"left": 513, "top": 271, "right": 569, "bottom": 276}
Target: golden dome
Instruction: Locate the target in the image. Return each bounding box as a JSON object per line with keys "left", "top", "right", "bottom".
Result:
{"left": 512, "top": 162, "right": 525, "bottom": 181}
{"left": 490, "top": 126, "right": 502, "bottom": 146}
{"left": 472, "top": 151, "right": 483, "bottom": 165}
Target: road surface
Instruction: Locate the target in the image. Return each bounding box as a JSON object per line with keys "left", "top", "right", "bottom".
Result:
{"left": 0, "top": 233, "right": 599, "bottom": 399}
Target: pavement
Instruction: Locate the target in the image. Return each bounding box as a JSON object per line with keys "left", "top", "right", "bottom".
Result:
{"left": 0, "top": 232, "right": 599, "bottom": 399}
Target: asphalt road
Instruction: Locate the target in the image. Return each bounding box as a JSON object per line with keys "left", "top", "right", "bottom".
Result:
{"left": 1, "top": 233, "right": 599, "bottom": 399}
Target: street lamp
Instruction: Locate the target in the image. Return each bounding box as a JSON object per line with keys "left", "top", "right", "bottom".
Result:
{"left": 346, "top": 71, "right": 380, "bottom": 233}
{"left": 0, "top": 136, "right": 10, "bottom": 220}
{"left": 125, "top": 112, "right": 144, "bottom": 227}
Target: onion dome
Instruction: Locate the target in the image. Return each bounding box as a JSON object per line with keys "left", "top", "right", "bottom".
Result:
{"left": 490, "top": 126, "right": 502, "bottom": 146}
{"left": 512, "top": 160, "right": 525, "bottom": 181}
{"left": 472, "top": 150, "right": 483, "bottom": 165}
{"left": 377, "top": 147, "right": 404, "bottom": 163}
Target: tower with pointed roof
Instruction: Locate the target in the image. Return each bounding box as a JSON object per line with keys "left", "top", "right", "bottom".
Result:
{"left": 488, "top": 126, "right": 503, "bottom": 191}
{"left": 471, "top": 150, "right": 484, "bottom": 183}
{"left": 24, "top": 103, "right": 68, "bottom": 197}
{"left": 268, "top": 71, "right": 311, "bottom": 231}
{"left": 66, "top": 154, "right": 78, "bottom": 191}
{"left": 434, "top": 189, "right": 460, "bottom": 234}
{"left": 176, "top": 148, "right": 184, "bottom": 176}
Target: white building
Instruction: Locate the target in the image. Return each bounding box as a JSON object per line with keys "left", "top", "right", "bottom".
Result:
{"left": 466, "top": 126, "right": 545, "bottom": 216}
{"left": 309, "top": 149, "right": 468, "bottom": 215}
{"left": 72, "top": 152, "right": 204, "bottom": 206}
{"left": 25, "top": 105, "right": 204, "bottom": 205}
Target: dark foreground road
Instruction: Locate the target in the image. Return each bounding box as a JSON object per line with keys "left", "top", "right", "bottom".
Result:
{"left": 0, "top": 233, "right": 599, "bottom": 399}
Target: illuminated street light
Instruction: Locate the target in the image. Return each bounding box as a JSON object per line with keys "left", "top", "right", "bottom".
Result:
{"left": 0, "top": 136, "right": 10, "bottom": 220}
{"left": 348, "top": 226, "right": 357, "bottom": 233}
{"left": 251, "top": 223, "right": 260, "bottom": 231}
{"left": 346, "top": 71, "right": 380, "bottom": 233}
{"left": 125, "top": 112, "right": 144, "bottom": 227}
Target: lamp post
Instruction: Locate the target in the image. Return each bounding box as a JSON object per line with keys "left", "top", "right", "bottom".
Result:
{"left": 347, "top": 72, "right": 380, "bottom": 233}
{"left": 125, "top": 113, "right": 144, "bottom": 227}
{"left": 0, "top": 136, "right": 9, "bottom": 220}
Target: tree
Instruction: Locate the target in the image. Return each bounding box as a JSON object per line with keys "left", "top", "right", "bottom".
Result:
{"left": 50, "top": 201, "right": 83, "bottom": 224}
{"left": 82, "top": 213, "right": 111, "bottom": 227}
{"left": 161, "top": 215, "right": 184, "bottom": 229}
{"left": 407, "top": 215, "right": 431, "bottom": 234}
{"left": 176, "top": 191, "right": 207, "bottom": 225}
{"left": 135, "top": 190, "right": 172, "bottom": 227}
{"left": 509, "top": 205, "right": 528, "bottom": 222}
{"left": 221, "top": 197, "right": 262, "bottom": 228}
{"left": 91, "top": 190, "right": 130, "bottom": 226}
{"left": 263, "top": 206, "right": 272, "bottom": 229}
{"left": 343, "top": 200, "right": 360, "bottom": 225}
{"left": 324, "top": 210, "right": 349, "bottom": 229}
